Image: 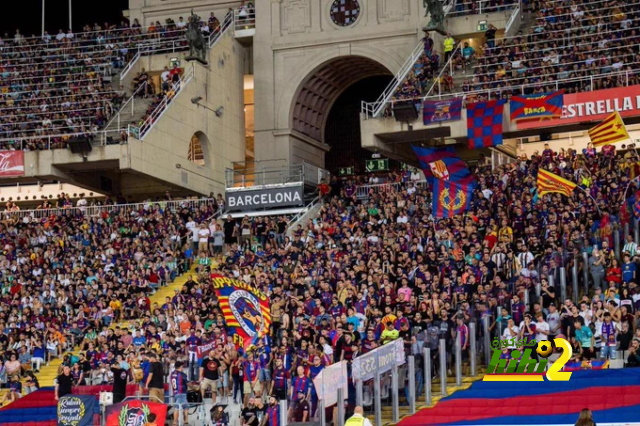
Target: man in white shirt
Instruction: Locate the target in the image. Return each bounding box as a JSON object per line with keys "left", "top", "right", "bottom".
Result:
{"left": 534, "top": 312, "right": 550, "bottom": 342}
{"left": 197, "top": 223, "right": 210, "bottom": 255}
{"left": 623, "top": 235, "right": 637, "bottom": 257}
{"left": 501, "top": 318, "right": 519, "bottom": 349}
{"left": 546, "top": 304, "right": 561, "bottom": 338}
{"left": 176, "top": 17, "right": 187, "bottom": 29}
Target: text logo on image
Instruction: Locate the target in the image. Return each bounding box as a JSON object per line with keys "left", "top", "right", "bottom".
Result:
{"left": 483, "top": 338, "right": 573, "bottom": 382}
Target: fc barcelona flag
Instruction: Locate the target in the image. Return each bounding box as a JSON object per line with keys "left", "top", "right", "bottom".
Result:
{"left": 588, "top": 111, "right": 630, "bottom": 147}
{"left": 510, "top": 90, "right": 564, "bottom": 121}
{"left": 432, "top": 179, "right": 475, "bottom": 218}
{"left": 467, "top": 99, "right": 506, "bottom": 149}
{"left": 211, "top": 273, "right": 271, "bottom": 353}
{"left": 411, "top": 145, "right": 474, "bottom": 185}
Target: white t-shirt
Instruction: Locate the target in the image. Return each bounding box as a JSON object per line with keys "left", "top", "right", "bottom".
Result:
{"left": 535, "top": 320, "right": 550, "bottom": 342}
{"left": 502, "top": 326, "right": 520, "bottom": 348}
{"left": 197, "top": 228, "right": 210, "bottom": 242}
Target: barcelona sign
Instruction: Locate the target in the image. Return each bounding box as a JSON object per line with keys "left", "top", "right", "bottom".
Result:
{"left": 510, "top": 91, "right": 564, "bottom": 122}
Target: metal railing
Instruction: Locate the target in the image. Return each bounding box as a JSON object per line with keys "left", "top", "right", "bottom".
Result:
{"left": 355, "top": 180, "right": 428, "bottom": 199}
{"left": 446, "top": 0, "right": 518, "bottom": 17}
{"left": 425, "top": 42, "right": 462, "bottom": 98}
{"left": 368, "top": 41, "right": 425, "bottom": 118}
{"left": 226, "top": 164, "right": 305, "bottom": 188}
{"left": 2, "top": 197, "right": 214, "bottom": 220}
{"left": 129, "top": 66, "right": 195, "bottom": 140}
{"left": 0, "top": 128, "right": 126, "bottom": 149}
{"left": 234, "top": 7, "right": 256, "bottom": 32}
{"left": 120, "top": 11, "right": 233, "bottom": 82}
{"left": 101, "top": 81, "right": 148, "bottom": 137}
{"left": 505, "top": 1, "right": 521, "bottom": 34}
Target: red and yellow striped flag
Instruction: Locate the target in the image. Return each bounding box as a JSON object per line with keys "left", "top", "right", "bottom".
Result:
{"left": 588, "top": 111, "right": 630, "bottom": 147}
{"left": 537, "top": 168, "right": 577, "bottom": 197}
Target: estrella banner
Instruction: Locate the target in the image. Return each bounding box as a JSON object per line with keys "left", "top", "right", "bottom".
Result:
{"left": 210, "top": 273, "right": 271, "bottom": 352}
{"left": 423, "top": 98, "right": 462, "bottom": 124}
{"left": 432, "top": 179, "right": 475, "bottom": 218}
{"left": 57, "top": 395, "right": 97, "bottom": 426}
{"left": 510, "top": 90, "right": 564, "bottom": 121}
{"left": 105, "top": 400, "right": 167, "bottom": 426}
{"left": 411, "top": 145, "right": 475, "bottom": 185}
{"left": 467, "top": 99, "right": 506, "bottom": 149}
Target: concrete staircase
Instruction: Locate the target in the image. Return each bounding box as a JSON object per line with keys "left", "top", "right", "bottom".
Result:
{"left": 103, "top": 96, "right": 155, "bottom": 137}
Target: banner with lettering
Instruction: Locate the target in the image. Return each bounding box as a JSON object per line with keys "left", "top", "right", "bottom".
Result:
{"left": 58, "top": 395, "right": 98, "bottom": 426}
{"left": 105, "top": 400, "right": 167, "bottom": 426}
{"left": 423, "top": 98, "right": 462, "bottom": 124}
{"left": 517, "top": 85, "right": 640, "bottom": 130}
{"left": 510, "top": 91, "right": 564, "bottom": 121}
{"left": 210, "top": 273, "right": 271, "bottom": 353}
{"left": 0, "top": 151, "right": 25, "bottom": 177}
{"left": 196, "top": 338, "right": 218, "bottom": 358}
{"left": 313, "top": 360, "right": 348, "bottom": 407}
{"left": 352, "top": 338, "right": 405, "bottom": 381}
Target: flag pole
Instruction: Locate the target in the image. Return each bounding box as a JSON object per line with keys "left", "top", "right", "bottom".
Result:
{"left": 575, "top": 185, "right": 602, "bottom": 216}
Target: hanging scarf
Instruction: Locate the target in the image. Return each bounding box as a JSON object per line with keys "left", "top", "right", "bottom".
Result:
{"left": 602, "top": 321, "right": 615, "bottom": 345}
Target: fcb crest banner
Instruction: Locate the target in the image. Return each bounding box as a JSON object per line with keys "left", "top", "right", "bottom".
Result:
{"left": 432, "top": 179, "right": 475, "bottom": 218}
{"left": 210, "top": 273, "right": 271, "bottom": 352}
{"left": 510, "top": 91, "right": 564, "bottom": 121}
{"left": 423, "top": 98, "right": 462, "bottom": 124}
{"left": 105, "top": 400, "right": 167, "bottom": 426}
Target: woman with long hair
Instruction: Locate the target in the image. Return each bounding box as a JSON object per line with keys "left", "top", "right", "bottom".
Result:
{"left": 575, "top": 408, "right": 596, "bottom": 426}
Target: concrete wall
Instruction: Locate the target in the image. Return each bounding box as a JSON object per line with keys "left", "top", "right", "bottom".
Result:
{"left": 127, "top": 30, "right": 245, "bottom": 195}
{"left": 22, "top": 29, "right": 245, "bottom": 197}
{"left": 253, "top": 0, "right": 428, "bottom": 168}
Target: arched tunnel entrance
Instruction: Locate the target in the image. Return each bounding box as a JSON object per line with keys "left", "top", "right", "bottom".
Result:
{"left": 291, "top": 56, "right": 394, "bottom": 175}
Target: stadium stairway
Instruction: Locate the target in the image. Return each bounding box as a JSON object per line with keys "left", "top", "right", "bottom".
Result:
{"left": 25, "top": 262, "right": 206, "bottom": 390}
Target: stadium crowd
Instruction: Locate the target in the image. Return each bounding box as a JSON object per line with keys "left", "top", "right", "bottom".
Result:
{"left": 0, "top": 9, "right": 232, "bottom": 151}
{"left": 388, "top": 0, "right": 640, "bottom": 107}
{"left": 0, "top": 143, "right": 639, "bottom": 425}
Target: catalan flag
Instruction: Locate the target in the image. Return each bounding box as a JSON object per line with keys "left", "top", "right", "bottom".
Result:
{"left": 588, "top": 111, "right": 630, "bottom": 147}
{"left": 537, "top": 168, "right": 576, "bottom": 197}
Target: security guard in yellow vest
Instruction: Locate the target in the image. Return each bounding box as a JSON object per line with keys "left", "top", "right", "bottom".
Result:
{"left": 443, "top": 32, "right": 455, "bottom": 62}
{"left": 346, "top": 406, "right": 373, "bottom": 426}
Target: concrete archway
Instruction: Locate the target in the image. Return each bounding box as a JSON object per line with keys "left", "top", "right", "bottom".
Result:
{"left": 289, "top": 55, "right": 394, "bottom": 143}
{"left": 190, "top": 131, "right": 211, "bottom": 167}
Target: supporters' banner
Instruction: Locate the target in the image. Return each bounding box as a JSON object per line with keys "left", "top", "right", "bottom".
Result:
{"left": 467, "top": 99, "right": 506, "bottom": 149}
{"left": 588, "top": 111, "right": 629, "bottom": 147}
{"left": 352, "top": 338, "right": 405, "bottom": 381}
{"left": 312, "top": 360, "right": 348, "bottom": 407}
{"left": 432, "top": 179, "right": 475, "bottom": 218}
{"left": 0, "top": 151, "right": 25, "bottom": 177}
{"left": 57, "top": 395, "right": 97, "bottom": 426}
{"left": 195, "top": 339, "right": 217, "bottom": 358}
{"left": 411, "top": 145, "right": 474, "bottom": 185}
{"left": 537, "top": 169, "right": 577, "bottom": 197}
{"left": 105, "top": 400, "right": 167, "bottom": 426}
{"left": 510, "top": 91, "right": 564, "bottom": 121}
{"left": 210, "top": 274, "right": 271, "bottom": 352}
{"left": 517, "top": 85, "right": 640, "bottom": 130}
{"left": 423, "top": 98, "right": 462, "bottom": 124}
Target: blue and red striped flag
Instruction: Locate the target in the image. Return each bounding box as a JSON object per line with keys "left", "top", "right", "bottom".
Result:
{"left": 432, "top": 179, "right": 475, "bottom": 218}
{"left": 633, "top": 191, "right": 640, "bottom": 219}
{"left": 412, "top": 145, "right": 474, "bottom": 185}
{"left": 467, "top": 99, "right": 506, "bottom": 149}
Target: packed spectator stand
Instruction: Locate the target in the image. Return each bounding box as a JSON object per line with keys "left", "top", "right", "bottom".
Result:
{"left": 0, "top": 142, "right": 639, "bottom": 425}
{"left": 387, "top": 0, "right": 640, "bottom": 108}
{"left": 0, "top": 10, "right": 233, "bottom": 150}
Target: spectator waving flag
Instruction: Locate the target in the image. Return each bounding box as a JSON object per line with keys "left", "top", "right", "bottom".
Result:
{"left": 588, "top": 111, "right": 630, "bottom": 147}
{"left": 537, "top": 168, "right": 577, "bottom": 197}
{"left": 633, "top": 191, "right": 640, "bottom": 219}
{"left": 467, "top": 99, "right": 507, "bottom": 149}
{"left": 412, "top": 145, "right": 475, "bottom": 185}
{"left": 432, "top": 179, "right": 475, "bottom": 218}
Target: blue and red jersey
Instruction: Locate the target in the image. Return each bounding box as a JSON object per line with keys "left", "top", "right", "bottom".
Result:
{"left": 266, "top": 404, "right": 280, "bottom": 426}
{"left": 272, "top": 367, "right": 289, "bottom": 391}
{"left": 170, "top": 370, "right": 188, "bottom": 395}
{"left": 291, "top": 375, "right": 311, "bottom": 396}
{"left": 243, "top": 360, "right": 259, "bottom": 382}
